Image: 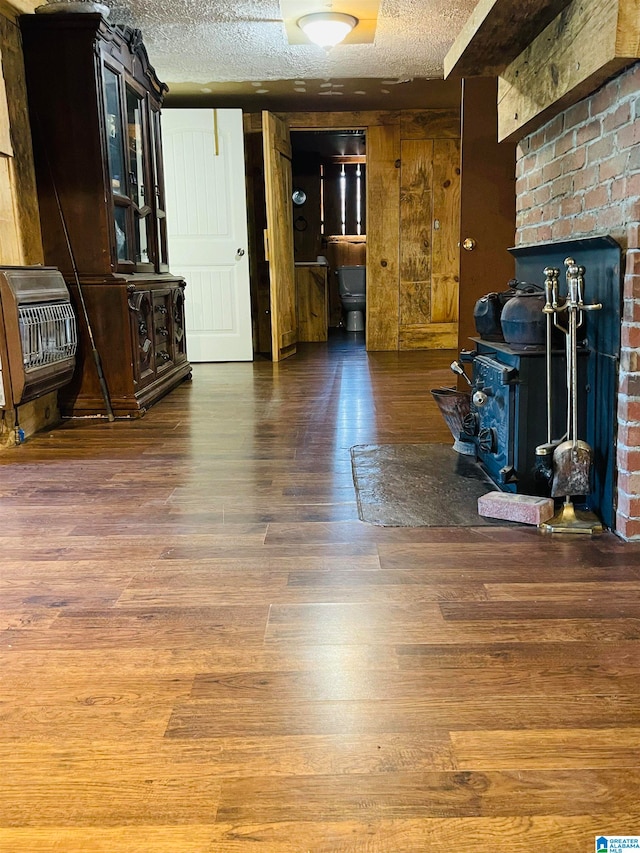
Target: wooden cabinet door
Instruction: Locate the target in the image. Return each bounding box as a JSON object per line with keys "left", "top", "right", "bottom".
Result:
{"left": 129, "top": 290, "right": 155, "bottom": 390}
{"left": 172, "top": 284, "right": 187, "bottom": 364}
{"left": 152, "top": 289, "right": 174, "bottom": 376}
{"left": 262, "top": 111, "right": 297, "bottom": 361}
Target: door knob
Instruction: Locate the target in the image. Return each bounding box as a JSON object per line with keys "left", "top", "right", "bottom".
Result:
{"left": 462, "top": 238, "right": 476, "bottom": 251}
{"left": 236, "top": 248, "right": 245, "bottom": 258}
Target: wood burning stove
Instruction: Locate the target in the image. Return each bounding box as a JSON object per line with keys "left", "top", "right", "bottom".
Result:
{"left": 461, "top": 339, "right": 585, "bottom": 491}
{"left": 460, "top": 237, "right": 621, "bottom": 529}
{"left": 0, "top": 266, "right": 77, "bottom": 409}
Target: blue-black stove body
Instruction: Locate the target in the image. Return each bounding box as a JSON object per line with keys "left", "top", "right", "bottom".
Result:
{"left": 461, "top": 236, "right": 621, "bottom": 530}
{"left": 461, "top": 339, "right": 586, "bottom": 495}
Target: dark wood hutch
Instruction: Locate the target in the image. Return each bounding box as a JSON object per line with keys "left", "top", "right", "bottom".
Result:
{"left": 20, "top": 11, "right": 191, "bottom": 417}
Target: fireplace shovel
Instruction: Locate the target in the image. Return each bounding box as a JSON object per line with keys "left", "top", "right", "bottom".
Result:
{"left": 551, "top": 439, "right": 593, "bottom": 497}
{"left": 550, "top": 260, "right": 596, "bottom": 497}
{"left": 541, "top": 259, "right": 602, "bottom": 534}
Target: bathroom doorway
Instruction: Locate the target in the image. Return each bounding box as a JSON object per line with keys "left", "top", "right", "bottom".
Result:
{"left": 290, "top": 129, "right": 367, "bottom": 338}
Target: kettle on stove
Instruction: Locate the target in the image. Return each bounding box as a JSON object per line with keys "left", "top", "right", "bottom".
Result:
{"left": 500, "top": 280, "right": 546, "bottom": 346}
{"left": 472, "top": 279, "right": 520, "bottom": 341}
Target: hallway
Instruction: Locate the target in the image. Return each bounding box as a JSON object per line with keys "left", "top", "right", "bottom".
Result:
{"left": 1, "top": 336, "right": 640, "bottom": 852}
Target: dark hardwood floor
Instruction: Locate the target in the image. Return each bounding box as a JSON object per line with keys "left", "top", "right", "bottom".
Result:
{"left": 1, "top": 331, "right": 639, "bottom": 852}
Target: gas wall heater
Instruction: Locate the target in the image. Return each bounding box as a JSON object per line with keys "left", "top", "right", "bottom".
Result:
{"left": 0, "top": 266, "right": 77, "bottom": 408}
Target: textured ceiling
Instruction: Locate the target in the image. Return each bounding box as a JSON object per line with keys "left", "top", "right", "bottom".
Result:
{"left": 103, "top": 0, "right": 479, "bottom": 103}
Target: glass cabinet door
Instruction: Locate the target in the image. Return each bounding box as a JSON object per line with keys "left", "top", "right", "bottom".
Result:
{"left": 105, "top": 68, "right": 124, "bottom": 193}
{"left": 103, "top": 61, "right": 159, "bottom": 273}
{"left": 150, "top": 107, "right": 169, "bottom": 272}
{"left": 104, "top": 67, "right": 130, "bottom": 265}
{"left": 126, "top": 84, "right": 153, "bottom": 269}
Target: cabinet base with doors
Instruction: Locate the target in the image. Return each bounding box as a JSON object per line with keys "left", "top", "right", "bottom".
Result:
{"left": 61, "top": 275, "right": 190, "bottom": 417}
{"left": 21, "top": 12, "right": 191, "bottom": 418}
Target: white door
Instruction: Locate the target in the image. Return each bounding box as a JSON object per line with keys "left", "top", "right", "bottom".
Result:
{"left": 161, "top": 108, "right": 253, "bottom": 361}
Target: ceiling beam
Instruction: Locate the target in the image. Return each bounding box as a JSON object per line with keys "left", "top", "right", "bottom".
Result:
{"left": 498, "top": 0, "right": 640, "bottom": 141}
{"left": 444, "top": 0, "right": 574, "bottom": 78}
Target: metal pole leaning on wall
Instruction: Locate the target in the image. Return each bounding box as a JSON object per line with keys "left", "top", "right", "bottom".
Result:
{"left": 37, "top": 117, "right": 116, "bottom": 422}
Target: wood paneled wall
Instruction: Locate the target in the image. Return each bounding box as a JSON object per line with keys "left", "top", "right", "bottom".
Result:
{"left": 0, "top": 14, "right": 42, "bottom": 266}
{"left": 366, "top": 123, "right": 401, "bottom": 350}
{"left": 0, "top": 11, "right": 58, "bottom": 448}
{"left": 260, "top": 109, "right": 462, "bottom": 352}
{"left": 397, "top": 116, "right": 460, "bottom": 350}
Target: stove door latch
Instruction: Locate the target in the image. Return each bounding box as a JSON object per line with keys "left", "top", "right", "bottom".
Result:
{"left": 499, "top": 465, "right": 518, "bottom": 484}
{"left": 499, "top": 365, "right": 518, "bottom": 385}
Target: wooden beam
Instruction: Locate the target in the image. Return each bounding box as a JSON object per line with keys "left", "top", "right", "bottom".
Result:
{"left": 444, "top": 0, "right": 574, "bottom": 79}
{"left": 288, "top": 110, "right": 400, "bottom": 129}
{"left": 498, "top": 0, "right": 640, "bottom": 142}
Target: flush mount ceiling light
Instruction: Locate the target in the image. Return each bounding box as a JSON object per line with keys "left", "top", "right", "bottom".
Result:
{"left": 297, "top": 12, "right": 359, "bottom": 48}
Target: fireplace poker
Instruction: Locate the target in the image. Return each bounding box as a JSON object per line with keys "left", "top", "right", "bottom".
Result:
{"left": 534, "top": 267, "right": 562, "bottom": 488}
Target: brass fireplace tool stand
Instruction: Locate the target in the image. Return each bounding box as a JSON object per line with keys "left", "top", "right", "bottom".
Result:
{"left": 539, "top": 258, "right": 603, "bottom": 535}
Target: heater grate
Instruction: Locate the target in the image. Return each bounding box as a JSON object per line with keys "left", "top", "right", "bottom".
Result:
{"left": 0, "top": 265, "right": 78, "bottom": 408}
{"left": 18, "top": 301, "right": 77, "bottom": 370}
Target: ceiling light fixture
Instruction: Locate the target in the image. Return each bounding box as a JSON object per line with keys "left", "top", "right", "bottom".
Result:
{"left": 297, "top": 12, "right": 358, "bottom": 48}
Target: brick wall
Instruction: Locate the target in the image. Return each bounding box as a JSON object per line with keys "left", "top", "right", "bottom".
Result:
{"left": 515, "top": 62, "right": 640, "bottom": 539}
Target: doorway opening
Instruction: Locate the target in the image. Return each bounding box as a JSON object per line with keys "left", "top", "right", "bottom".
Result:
{"left": 290, "top": 129, "right": 366, "bottom": 337}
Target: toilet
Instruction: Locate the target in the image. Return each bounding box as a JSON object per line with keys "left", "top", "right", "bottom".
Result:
{"left": 337, "top": 265, "right": 366, "bottom": 332}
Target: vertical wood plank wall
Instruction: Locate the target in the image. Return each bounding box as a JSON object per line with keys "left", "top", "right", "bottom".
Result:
{"left": 400, "top": 138, "right": 433, "bottom": 330}
{"left": 0, "top": 14, "right": 42, "bottom": 265}
{"left": 366, "top": 123, "right": 401, "bottom": 351}
{"left": 399, "top": 117, "right": 461, "bottom": 350}
{"left": 283, "top": 109, "right": 462, "bottom": 352}
{"left": 429, "top": 138, "right": 461, "bottom": 339}
{"left": 0, "top": 10, "right": 59, "bottom": 449}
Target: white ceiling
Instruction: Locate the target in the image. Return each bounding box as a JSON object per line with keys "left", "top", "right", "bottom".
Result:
{"left": 103, "top": 0, "right": 478, "bottom": 105}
